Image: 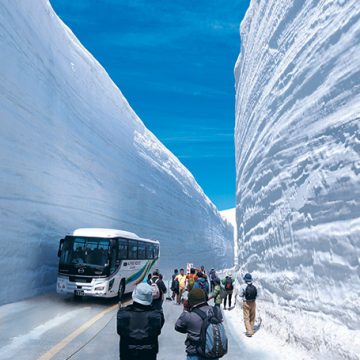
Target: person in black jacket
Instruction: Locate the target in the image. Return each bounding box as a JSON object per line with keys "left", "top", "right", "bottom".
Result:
{"left": 117, "top": 283, "right": 165, "bottom": 360}
{"left": 150, "top": 271, "right": 167, "bottom": 310}
{"left": 171, "top": 269, "right": 179, "bottom": 300}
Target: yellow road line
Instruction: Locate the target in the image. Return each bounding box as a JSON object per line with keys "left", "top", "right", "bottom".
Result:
{"left": 38, "top": 304, "right": 118, "bottom": 360}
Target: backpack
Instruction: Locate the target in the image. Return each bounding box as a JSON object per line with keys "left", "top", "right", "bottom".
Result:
{"left": 151, "top": 278, "right": 161, "bottom": 299}
{"left": 171, "top": 278, "right": 179, "bottom": 292}
{"left": 192, "top": 307, "right": 228, "bottom": 358}
{"left": 245, "top": 284, "right": 257, "bottom": 301}
{"left": 198, "top": 279, "right": 210, "bottom": 294}
{"left": 225, "top": 277, "right": 233, "bottom": 291}
{"left": 188, "top": 276, "right": 195, "bottom": 289}
{"left": 220, "top": 287, "right": 227, "bottom": 299}
{"left": 210, "top": 272, "right": 218, "bottom": 281}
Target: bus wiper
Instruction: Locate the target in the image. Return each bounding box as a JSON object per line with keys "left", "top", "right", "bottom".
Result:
{"left": 76, "top": 263, "right": 106, "bottom": 269}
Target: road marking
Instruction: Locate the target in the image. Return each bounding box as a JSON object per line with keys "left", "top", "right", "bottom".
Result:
{"left": 38, "top": 304, "right": 118, "bottom": 360}
{"left": 1, "top": 308, "right": 88, "bottom": 359}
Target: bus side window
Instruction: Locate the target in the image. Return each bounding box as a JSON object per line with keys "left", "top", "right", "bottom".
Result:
{"left": 138, "top": 242, "right": 146, "bottom": 259}
{"left": 110, "top": 242, "right": 117, "bottom": 274}
{"left": 146, "top": 244, "right": 153, "bottom": 259}
{"left": 151, "top": 244, "right": 156, "bottom": 259}
{"left": 118, "top": 239, "right": 128, "bottom": 259}
{"left": 154, "top": 244, "right": 159, "bottom": 258}
{"left": 128, "top": 240, "right": 138, "bottom": 260}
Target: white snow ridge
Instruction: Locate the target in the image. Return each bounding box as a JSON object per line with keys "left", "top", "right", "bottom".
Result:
{"left": 235, "top": 1, "right": 360, "bottom": 359}
{"left": 0, "top": 1, "right": 233, "bottom": 305}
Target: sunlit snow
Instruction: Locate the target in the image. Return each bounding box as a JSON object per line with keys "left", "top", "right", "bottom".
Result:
{"left": 235, "top": 1, "right": 360, "bottom": 358}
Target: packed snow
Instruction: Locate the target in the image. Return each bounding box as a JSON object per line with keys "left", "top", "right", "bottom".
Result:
{"left": 220, "top": 208, "right": 238, "bottom": 266}
{"left": 0, "top": 0, "right": 233, "bottom": 305}
{"left": 220, "top": 208, "right": 236, "bottom": 229}
{"left": 235, "top": 0, "right": 360, "bottom": 358}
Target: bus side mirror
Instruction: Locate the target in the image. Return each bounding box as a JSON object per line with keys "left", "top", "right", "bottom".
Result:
{"left": 58, "top": 238, "right": 64, "bottom": 257}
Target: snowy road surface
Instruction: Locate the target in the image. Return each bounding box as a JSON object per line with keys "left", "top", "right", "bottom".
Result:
{"left": 0, "top": 292, "right": 308, "bottom": 360}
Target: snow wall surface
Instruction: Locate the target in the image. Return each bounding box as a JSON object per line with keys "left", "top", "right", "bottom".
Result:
{"left": 235, "top": 0, "right": 360, "bottom": 358}
{"left": 0, "top": 0, "right": 233, "bottom": 305}
{"left": 220, "top": 208, "right": 238, "bottom": 266}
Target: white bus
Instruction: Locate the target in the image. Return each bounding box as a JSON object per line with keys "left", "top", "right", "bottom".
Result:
{"left": 56, "top": 228, "right": 159, "bottom": 299}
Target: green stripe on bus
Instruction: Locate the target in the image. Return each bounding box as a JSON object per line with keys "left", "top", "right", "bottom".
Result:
{"left": 125, "top": 258, "right": 157, "bottom": 285}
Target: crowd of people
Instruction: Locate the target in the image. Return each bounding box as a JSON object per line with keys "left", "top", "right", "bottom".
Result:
{"left": 116, "top": 266, "right": 258, "bottom": 360}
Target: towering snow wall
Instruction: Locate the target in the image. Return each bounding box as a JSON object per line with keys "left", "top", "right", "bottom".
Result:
{"left": 0, "top": 0, "right": 233, "bottom": 305}
{"left": 235, "top": 0, "right": 360, "bottom": 358}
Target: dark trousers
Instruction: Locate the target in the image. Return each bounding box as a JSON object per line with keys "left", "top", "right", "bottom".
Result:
{"left": 120, "top": 352, "right": 156, "bottom": 360}
{"left": 152, "top": 298, "right": 164, "bottom": 310}
{"left": 223, "top": 292, "right": 232, "bottom": 308}
{"left": 120, "top": 344, "right": 157, "bottom": 360}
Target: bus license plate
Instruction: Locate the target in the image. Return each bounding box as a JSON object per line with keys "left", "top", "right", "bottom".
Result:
{"left": 74, "top": 290, "right": 84, "bottom": 296}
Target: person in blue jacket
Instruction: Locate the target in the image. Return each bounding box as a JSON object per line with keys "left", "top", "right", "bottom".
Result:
{"left": 193, "top": 272, "right": 209, "bottom": 297}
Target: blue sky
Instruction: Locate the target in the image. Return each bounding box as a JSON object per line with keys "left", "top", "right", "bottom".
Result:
{"left": 51, "top": 0, "right": 250, "bottom": 210}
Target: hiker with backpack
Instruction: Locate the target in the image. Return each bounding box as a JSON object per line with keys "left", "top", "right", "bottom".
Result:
{"left": 200, "top": 265, "right": 207, "bottom": 278}
{"left": 186, "top": 268, "right": 197, "bottom": 292}
{"left": 175, "top": 288, "right": 227, "bottom": 359}
{"left": 240, "top": 273, "right": 258, "bottom": 337}
{"left": 117, "top": 283, "right": 164, "bottom": 360}
{"left": 171, "top": 269, "right": 179, "bottom": 300}
{"left": 150, "top": 271, "right": 167, "bottom": 310}
{"left": 208, "top": 277, "right": 223, "bottom": 309}
{"left": 221, "top": 272, "right": 235, "bottom": 310}
{"left": 209, "top": 268, "right": 218, "bottom": 292}
{"left": 193, "top": 272, "right": 209, "bottom": 297}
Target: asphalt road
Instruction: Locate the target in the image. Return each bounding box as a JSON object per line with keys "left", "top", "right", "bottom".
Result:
{"left": 0, "top": 291, "right": 270, "bottom": 360}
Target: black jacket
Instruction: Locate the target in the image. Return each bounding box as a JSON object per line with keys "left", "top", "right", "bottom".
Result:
{"left": 117, "top": 302, "right": 165, "bottom": 358}
{"left": 151, "top": 277, "right": 167, "bottom": 295}
{"left": 150, "top": 276, "right": 167, "bottom": 309}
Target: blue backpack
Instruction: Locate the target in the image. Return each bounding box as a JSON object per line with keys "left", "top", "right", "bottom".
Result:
{"left": 192, "top": 307, "right": 228, "bottom": 358}
{"left": 198, "top": 279, "right": 209, "bottom": 294}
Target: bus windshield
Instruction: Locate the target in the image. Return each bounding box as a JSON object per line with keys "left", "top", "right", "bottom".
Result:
{"left": 60, "top": 236, "right": 110, "bottom": 268}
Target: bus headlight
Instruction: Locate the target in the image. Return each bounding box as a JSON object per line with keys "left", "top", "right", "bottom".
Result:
{"left": 95, "top": 285, "right": 105, "bottom": 291}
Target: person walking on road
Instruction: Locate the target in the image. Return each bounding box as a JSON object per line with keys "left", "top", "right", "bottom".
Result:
{"left": 175, "top": 288, "right": 224, "bottom": 360}
{"left": 171, "top": 269, "right": 179, "bottom": 300}
{"left": 193, "top": 272, "right": 209, "bottom": 297}
{"left": 209, "top": 268, "right": 218, "bottom": 292}
{"left": 221, "top": 272, "right": 235, "bottom": 310}
{"left": 200, "top": 265, "right": 206, "bottom": 277}
{"left": 240, "top": 273, "right": 258, "bottom": 337}
{"left": 175, "top": 268, "right": 187, "bottom": 304}
{"left": 209, "top": 277, "right": 222, "bottom": 308}
{"left": 186, "top": 268, "right": 197, "bottom": 292}
{"left": 150, "top": 271, "right": 167, "bottom": 311}
{"left": 117, "top": 283, "right": 165, "bottom": 360}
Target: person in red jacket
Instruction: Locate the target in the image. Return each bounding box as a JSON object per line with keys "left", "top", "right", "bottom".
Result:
{"left": 186, "top": 268, "right": 197, "bottom": 291}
